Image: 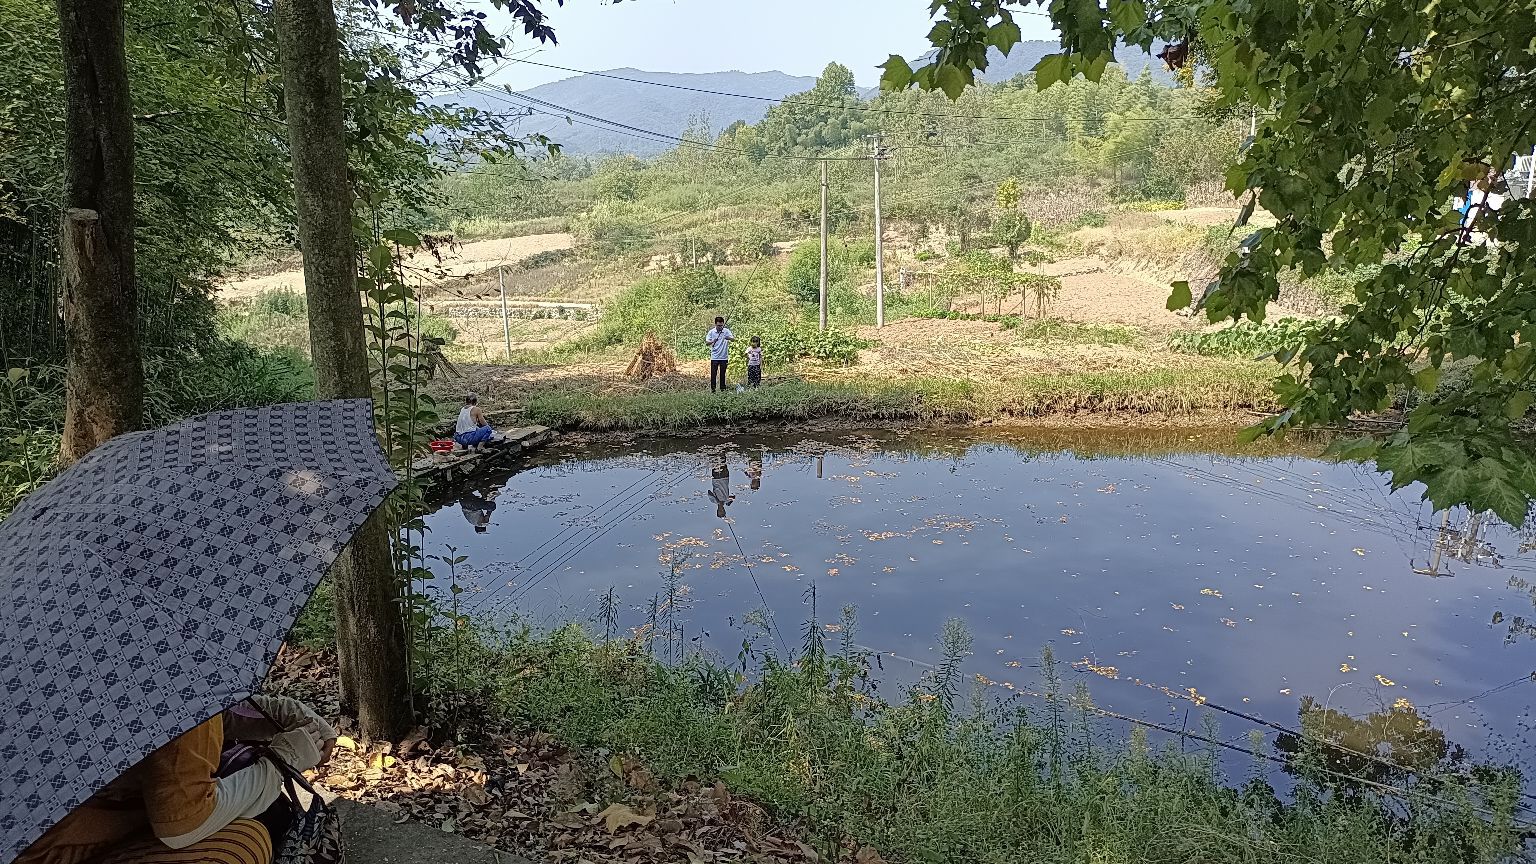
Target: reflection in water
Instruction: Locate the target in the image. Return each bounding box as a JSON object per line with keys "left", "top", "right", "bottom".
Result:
{"left": 1275, "top": 697, "right": 1469, "bottom": 792}
{"left": 425, "top": 428, "right": 1536, "bottom": 778}
{"left": 708, "top": 456, "right": 733, "bottom": 519}
{"left": 458, "top": 489, "right": 497, "bottom": 534}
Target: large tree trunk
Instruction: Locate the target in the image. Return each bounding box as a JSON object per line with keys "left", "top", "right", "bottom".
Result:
{"left": 273, "top": 0, "right": 411, "bottom": 741}
{"left": 56, "top": 0, "right": 143, "bottom": 465}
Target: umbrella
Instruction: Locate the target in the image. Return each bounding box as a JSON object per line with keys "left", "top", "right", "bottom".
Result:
{"left": 0, "top": 399, "right": 399, "bottom": 864}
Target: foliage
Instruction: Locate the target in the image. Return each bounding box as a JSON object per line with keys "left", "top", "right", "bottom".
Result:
{"left": 992, "top": 209, "right": 1033, "bottom": 261}
{"left": 1167, "top": 318, "right": 1330, "bottom": 359}
{"left": 752, "top": 63, "right": 873, "bottom": 159}
{"left": 785, "top": 239, "right": 864, "bottom": 306}
{"left": 888, "top": 0, "right": 1536, "bottom": 523}
{"left": 412, "top": 617, "right": 1524, "bottom": 864}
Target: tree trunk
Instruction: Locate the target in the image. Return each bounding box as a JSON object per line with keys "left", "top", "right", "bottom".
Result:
{"left": 56, "top": 0, "right": 142, "bottom": 465}
{"left": 273, "top": 0, "right": 411, "bottom": 741}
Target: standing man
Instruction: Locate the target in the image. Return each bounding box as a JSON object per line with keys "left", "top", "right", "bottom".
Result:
{"left": 705, "top": 316, "right": 734, "bottom": 393}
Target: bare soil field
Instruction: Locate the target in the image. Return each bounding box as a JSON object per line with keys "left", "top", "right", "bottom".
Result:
{"left": 216, "top": 232, "right": 574, "bottom": 303}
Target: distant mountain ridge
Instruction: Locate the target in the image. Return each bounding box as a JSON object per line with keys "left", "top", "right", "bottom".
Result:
{"left": 472, "top": 42, "right": 1169, "bottom": 156}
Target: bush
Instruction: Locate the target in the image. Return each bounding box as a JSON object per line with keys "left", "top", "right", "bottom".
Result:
{"left": 1074, "top": 210, "right": 1108, "bottom": 228}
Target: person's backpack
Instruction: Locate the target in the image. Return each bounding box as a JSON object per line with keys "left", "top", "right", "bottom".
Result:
{"left": 220, "top": 743, "right": 345, "bottom": 864}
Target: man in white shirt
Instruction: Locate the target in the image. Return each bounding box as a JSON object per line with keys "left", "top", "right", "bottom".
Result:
{"left": 705, "top": 316, "right": 734, "bottom": 393}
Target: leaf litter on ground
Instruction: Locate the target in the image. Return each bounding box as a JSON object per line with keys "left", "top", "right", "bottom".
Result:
{"left": 265, "top": 646, "right": 885, "bottom": 864}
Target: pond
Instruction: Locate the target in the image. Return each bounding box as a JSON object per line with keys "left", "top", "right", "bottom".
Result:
{"left": 424, "top": 427, "right": 1536, "bottom": 778}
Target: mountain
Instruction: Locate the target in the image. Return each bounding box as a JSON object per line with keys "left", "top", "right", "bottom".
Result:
{"left": 465, "top": 44, "right": 1172, "bottom": 157}
{"left": 929, "top": 40, "right": 1174, "bottom": 85}
{"left": 474, "top": 69, "right": 818, "bottom": 157}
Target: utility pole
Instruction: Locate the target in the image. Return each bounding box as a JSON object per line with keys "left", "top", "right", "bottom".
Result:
{"left": 867, "top": 133, "right": 889, "bottom": 329}
{"left": 498, "top": 264, "right": 512, "bottom": 360}
{"left": 819, "top": 159, "right": 829, "bottom": 332}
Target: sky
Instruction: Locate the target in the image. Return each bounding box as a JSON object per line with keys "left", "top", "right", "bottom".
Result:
{"left": 483, "top": 0, "right": 1060, "bottom": 91}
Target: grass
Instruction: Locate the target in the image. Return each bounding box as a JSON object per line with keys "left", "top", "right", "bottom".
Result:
{"left": 339, "top": 607, "right": 1527, "bottom": 864}
{"left": 518, "top": 366, "right": 1277, "bottom": 433}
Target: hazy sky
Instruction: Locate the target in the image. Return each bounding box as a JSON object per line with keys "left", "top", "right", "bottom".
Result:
{"left": 484, "top": 1, "right": 1060, "bottom": 91}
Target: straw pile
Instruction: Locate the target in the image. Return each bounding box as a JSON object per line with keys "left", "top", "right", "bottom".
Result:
{"left": 624, "top": 332, "right": 678, "bottom": 380}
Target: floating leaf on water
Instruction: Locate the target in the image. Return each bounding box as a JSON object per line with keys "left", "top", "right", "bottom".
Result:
{"left": 782, "top": 565, "right": 799, "bottom": 572}
{"left": 1375, "top": 674, "right": 1396, "bottom": 687}
{"left": 1170, "top": 603, "right": 1185, "bottom": 610}
{"left": 1392, "top": 697, "right": 1414, "bottom": 710}
{"left": 827, "top": 568, "right": 840, "bottom": 576}
{"left": 1280, "top": 688, "right": 1292, "bottom": 695}
{"left": 1006, "top": 660, "right": 1022, "bottom": 667}
{"left": 1220, "top": 618, "right": 1238, "bottom": 628}
{"left": 1199, "top": 588, "right": 1223, "bottom": 598}
{"left": 1060, "top": 628, "right": 1080, "bottom": 636}
{"left": 932, "top": 539, "right": 944, "bottom": 545}
{"left": 1340, "top": 663, "right": 1355, "bottom": 673}
{"left": 882, "top": 566, "right": 895, "bottom": 573}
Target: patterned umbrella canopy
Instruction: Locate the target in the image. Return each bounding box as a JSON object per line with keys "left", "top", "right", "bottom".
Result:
{"left": 0, "top": 400, "right": 398, "bottom": 864}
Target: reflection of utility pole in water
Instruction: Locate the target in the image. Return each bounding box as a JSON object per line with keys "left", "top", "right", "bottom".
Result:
{"left": 816, "top": 453, "right": 824, "bottom": 479}
{"left": 1413, "top": 511, "right": 1451, "bottom": 576}
{"left": 1415, "top": 509, "right": 1503, "bottom": 576}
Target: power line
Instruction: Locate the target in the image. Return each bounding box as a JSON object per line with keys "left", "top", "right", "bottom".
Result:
{"left": 491, "top": 57, "right": 1212, "bottom": 125}
{"left": 478, "top": 87, "right": 871, "bottom": 162}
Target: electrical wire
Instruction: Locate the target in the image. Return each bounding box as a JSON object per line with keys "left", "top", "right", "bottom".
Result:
{"left": 491, "top": 56, "right": 1214, "bottom": 125}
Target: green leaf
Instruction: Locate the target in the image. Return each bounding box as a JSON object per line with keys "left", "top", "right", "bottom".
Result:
{"left": 985, "top": 20, "right": 1023, "bottom": 54}
{"left": 383, "top": 228, "right": 420, "bottom": 247}
{"left": 1034, "top": 54, "right": 1067, "bottom": 89}
{"left": 1505, "top": 390, "right": 1535, "bottom": 421}
{"left": 1108, "top": 0, "right": 1146, "bottom": 33}
{"left": 1413, "top": 366, "right": 1440, "bottom": 393}
{"left": 879, "top": 55, "right": 914, "bottom": 91}
{"left": 934, "top": 63, "right": 968, "bottom": 100}
{"left": 6, "top": 368, "right": 26, "bottom": 385}
{"left": 1166, "top": 281, "right": 1192, "bottom": 311}
{"left": 1324, "top": 435, "right": 1379, "bottom": 462}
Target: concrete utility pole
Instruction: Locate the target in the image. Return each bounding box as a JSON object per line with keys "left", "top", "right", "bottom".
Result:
{"left": 819, "top": 159, "right": 829, "bottom": 332}
{"left": 867, "top": 133, "right": 889, "bottom": 328}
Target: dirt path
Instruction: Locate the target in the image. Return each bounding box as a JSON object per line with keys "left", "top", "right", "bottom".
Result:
{"left": 216, "top": 232, "right": 574, "bottom": 303}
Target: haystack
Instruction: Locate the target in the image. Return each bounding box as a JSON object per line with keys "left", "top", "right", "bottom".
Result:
{"left": 624, "top": 332, "right": 678, "bottom": 380}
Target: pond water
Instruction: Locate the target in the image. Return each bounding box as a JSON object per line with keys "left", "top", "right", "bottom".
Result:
{"left": 425, "top": 427, "right": 1536, "bottom": 777}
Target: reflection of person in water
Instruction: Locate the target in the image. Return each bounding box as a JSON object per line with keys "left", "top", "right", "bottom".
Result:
{"left": 708, "top": 456, "right": 734, "bottom": 518}
{"left": 459, "top": 489, "right": 497, "bottom": 533}
{"left": 748, "top": 449, "right": 763, "bottom": 491}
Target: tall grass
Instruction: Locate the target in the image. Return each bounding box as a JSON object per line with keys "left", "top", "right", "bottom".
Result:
{"left": 396, "top": 614, "right": 1525, "bottom": 864}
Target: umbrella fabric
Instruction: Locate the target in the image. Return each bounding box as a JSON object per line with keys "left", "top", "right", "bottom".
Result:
{"left": 0, "top": 399, "right": 398, "bottom": 864}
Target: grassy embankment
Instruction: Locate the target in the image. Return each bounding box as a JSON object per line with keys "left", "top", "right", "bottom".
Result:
{"left": 283, "top": 599, "right": 1527, "bottom": 864}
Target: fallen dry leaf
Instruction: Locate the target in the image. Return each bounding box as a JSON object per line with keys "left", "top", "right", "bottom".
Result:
{"left": 596, "top": 803, "right": 653, "bottom": 833}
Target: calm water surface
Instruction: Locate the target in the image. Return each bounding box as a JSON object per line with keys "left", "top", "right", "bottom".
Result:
{"left": 425, "top": 428, "right": 1536, "bottom": 773}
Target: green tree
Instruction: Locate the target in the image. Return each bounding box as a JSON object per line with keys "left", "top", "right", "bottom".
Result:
{"left": 594, "top": 155, "right": 642, "bottom": 202}
{"left": 995, "top": 177, "right": 1021, "bottom": 211}
{"left": 757, "top": 62, "right": 872, "bottom": 156}
{"left": 993, "top": 210, "right": 1032, "bottom": 262}
{"left": 886, "top": 1, "right": 1536, "bottom": 523}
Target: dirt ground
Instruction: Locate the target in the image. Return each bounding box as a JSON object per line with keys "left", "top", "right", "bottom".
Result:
{"left": 215, "top": 232, "right": 573, "bottom": 303}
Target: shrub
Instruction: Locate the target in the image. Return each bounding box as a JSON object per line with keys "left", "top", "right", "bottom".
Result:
{"left": 1074, "top": 210, "right": 1108, "bottom": 228}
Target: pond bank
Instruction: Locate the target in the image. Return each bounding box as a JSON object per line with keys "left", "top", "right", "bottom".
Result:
{"left": 271, "top": 624, "right": 1528, "bottom": 864}
{"left": 479, "top": 366, "right": 1281, "bottom": 436}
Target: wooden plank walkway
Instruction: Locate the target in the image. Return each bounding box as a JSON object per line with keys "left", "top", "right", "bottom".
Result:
{"left": 408, "top": 425, "right": 555, "bottom": 487}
